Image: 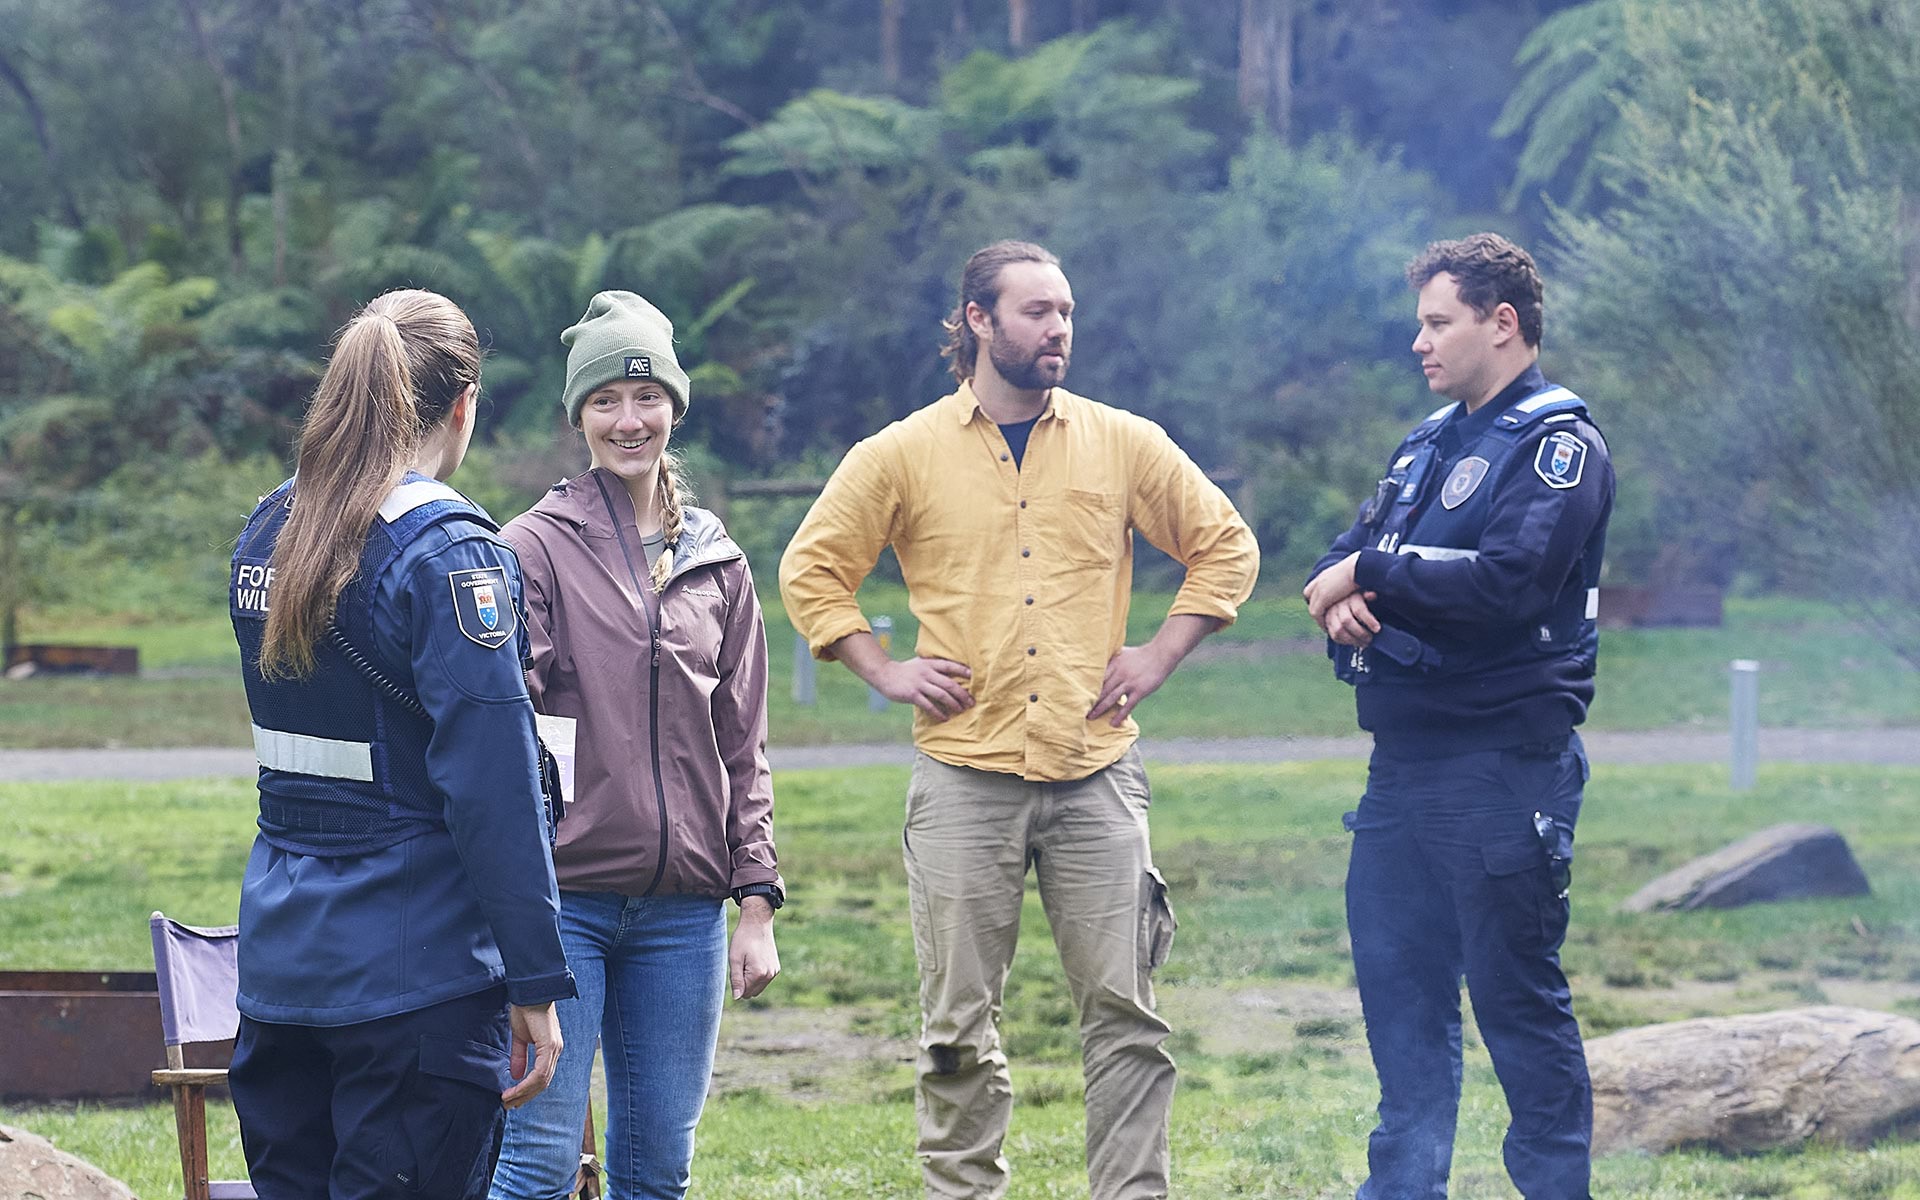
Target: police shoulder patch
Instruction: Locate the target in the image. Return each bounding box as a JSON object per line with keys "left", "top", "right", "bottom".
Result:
{"left": 448, "top": 567, "right": 517, "bottom": 648}
{"left": 1440, "top": 456, "right": 1491, "bottom": 510}
{"left": 1533, "top": 431, "right": 1588, "bottom": 490}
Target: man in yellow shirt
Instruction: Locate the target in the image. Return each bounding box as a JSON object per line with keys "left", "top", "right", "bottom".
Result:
{"left": 780, "top": 240, "right": 1259, "bottom": 1199}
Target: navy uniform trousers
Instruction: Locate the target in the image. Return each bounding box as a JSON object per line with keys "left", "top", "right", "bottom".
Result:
{"left": 228, "top": 985, "right": 512, "bottom": 1200}
{"left": 1345, "top": 735, "right": 1592, "bottom": 1200}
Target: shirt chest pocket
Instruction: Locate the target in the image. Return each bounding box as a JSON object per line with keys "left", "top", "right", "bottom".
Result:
{"left": 1058, "top": 488, "right": 1126, "bottom": 568}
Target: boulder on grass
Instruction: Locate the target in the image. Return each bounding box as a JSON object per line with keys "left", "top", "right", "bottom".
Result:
{"left": 0, "top": 1124, "right": 138, "bottom": 1200}
{"left": 1588, "top": 1006, "right": 1920, "bottom": 1155}
{"left": 1619, "top": 822, "right": 1870, "bottom": 913}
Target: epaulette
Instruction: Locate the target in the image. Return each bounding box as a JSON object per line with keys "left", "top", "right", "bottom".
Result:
{"left": 1495, "top": 385, "right": 1587, "bottom": 431}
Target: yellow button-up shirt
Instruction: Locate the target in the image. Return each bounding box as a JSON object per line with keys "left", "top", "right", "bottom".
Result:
{"left": 779, "top": 383, "right": 1259, "bottom": 781}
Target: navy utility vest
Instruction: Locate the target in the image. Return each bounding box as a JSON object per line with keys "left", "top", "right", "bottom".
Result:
{"left": 1333, "top": 384, "right": 1608, "bottom": 689}
{"left": 231, "top": 475, "right": 506, "bottom": 857}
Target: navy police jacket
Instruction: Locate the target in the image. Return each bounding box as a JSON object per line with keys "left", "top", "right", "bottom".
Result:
{"left": 229, "top": 473, "right": 573, "bottom": 1025}
{"left": 1310, "top": 366, "right": 1614, "bottom": 755}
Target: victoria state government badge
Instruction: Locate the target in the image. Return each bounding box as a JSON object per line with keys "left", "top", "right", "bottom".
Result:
{"left": 448, "top": 567, "right": 516, "bottom": 648}
{"left": 1533, "top": 431, "right": 1588, "bottom": 490}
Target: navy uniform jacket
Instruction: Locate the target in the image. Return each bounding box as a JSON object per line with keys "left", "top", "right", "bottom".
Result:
{"left": 230, "top": 474, "right": 573, "bottom": 1026}
{"left": 1311, "top": 365, "right": 1615, "bottom": 755}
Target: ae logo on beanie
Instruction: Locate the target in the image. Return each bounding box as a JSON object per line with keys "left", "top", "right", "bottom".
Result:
{"left": 625, "top": 356, "right": 652, "bottom": 378}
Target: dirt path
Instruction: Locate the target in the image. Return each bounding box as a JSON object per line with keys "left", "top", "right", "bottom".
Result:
{"left": 2, "top": 727, "right": 1915, "bottom": 781}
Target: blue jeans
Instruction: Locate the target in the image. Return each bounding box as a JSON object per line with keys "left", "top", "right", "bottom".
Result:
{"left": 488, "top": 891, "right": 726, "bottom": 1200}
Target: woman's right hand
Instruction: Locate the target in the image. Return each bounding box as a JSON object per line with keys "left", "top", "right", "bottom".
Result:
{"left": 729, "top": 898, "right": 781, "bottom": 1000}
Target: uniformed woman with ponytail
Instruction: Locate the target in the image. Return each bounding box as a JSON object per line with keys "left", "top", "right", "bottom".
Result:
{"left": 488, "top": 291, "right": 782, "bottom": 1200}
{"left": 227, "top": 289, "right": 574, "bottom": 1200}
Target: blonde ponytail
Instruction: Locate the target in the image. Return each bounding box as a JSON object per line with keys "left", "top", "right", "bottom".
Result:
{"left": 647, "top": 450, "right": 693, "bottom": 593}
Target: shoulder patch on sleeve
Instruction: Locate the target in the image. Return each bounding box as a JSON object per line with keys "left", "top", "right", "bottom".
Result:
{"left": 1533, "top": 430, "right": 1589, "bottom": 490}
{"left": 448, "top": 567, "right": 517, "bottom": 648}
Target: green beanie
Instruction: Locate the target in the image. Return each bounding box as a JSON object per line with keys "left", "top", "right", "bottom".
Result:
{"left": 560, "top": 291, "right": 690, "bottom": 426}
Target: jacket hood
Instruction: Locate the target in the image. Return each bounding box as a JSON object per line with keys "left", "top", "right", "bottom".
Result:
{"left": 525, "top": 468, "right": 743, "bottom": 583}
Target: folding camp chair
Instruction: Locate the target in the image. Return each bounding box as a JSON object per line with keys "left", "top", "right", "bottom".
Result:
{"left": 150, "top": 912, "right": 256, "bottom": 1200}
{"left": 575, "top": 1094, "right": 603, "bottom": 1199}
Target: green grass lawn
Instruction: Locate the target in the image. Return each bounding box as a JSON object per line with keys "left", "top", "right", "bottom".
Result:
{"left": 5, "top": 761, "right": 1919, "bottom": 1197}
{"left": 4, "top": 592, "right": 1917, "bottom": 749}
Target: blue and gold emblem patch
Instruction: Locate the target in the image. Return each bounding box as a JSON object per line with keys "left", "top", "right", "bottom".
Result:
{"left": 448, "top": 568, "right": 516, "bottom": 649}
{"left": 1533, "top": 431, "right": 1588, "bottom": 490}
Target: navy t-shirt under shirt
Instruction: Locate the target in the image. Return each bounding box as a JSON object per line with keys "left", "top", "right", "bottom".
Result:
{"left": 999, "top": 417, "right": 1040, "bottom": 470}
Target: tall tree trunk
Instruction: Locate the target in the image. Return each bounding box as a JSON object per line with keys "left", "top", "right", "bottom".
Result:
{"left": 951, "top": 0, "right": 970, "bottom": 50}
{"left": 1904, "top": 193, "right": 1920, "bottom": 335}
{"left": 0, "top": 51, "right": 83, "bottom": 228}
{"left": 1008, "top": 0, "right": 1029, "bottom": 49}
{"left": 179, "top": 0, "right": 246, "bottom": 273}
{"left": 881, "top": 0, "right": 903, "bottom": 85}
{"left": 272, "top": 0, "right": 302, "bottom": 286}
{"left": 0, "top": 500, "right": 17, "bottom": 660}
{"left": 1271, "top": 0, "right": 1293, "bottom": 140}
{"left": 1237, "top": 0, "right": 1293, "bottom": 139}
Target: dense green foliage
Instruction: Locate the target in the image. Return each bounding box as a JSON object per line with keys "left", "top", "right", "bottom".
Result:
{"left": 1537, "top": 0, "right": 1920, "bottom": 663}
{"left": 2, "top": 0, "right": 1918, "bottom": 637}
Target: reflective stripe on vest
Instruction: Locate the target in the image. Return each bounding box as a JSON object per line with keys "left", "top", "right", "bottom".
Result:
{"left": 252, "top": 723, "right": 375, "bottom": 781}
{"left": 1397, "top": 544, "right": 1481, "bottom": 562}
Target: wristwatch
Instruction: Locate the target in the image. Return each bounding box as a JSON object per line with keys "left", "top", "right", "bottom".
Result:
{"left": 731, "top": 883, "right": 784, "bottom": 910}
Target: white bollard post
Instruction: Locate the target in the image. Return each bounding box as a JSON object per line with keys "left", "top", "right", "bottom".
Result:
{"left": 791, "top": 631, "right": 816, "bottom": 706}
{"left": 1730, "top": 659, "right": 1759, "bottom": 791}
{"left": 869, "top": 616, "right": 894, "bottom": 712}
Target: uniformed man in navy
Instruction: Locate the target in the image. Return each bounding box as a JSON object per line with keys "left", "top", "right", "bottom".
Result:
{"left": 1304, "top": 233, "right": 1613, "bottom": 1200}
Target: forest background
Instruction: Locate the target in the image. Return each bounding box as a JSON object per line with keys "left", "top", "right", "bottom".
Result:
{"left": 3, "top": 0, "right": 1919, "bottom": 658}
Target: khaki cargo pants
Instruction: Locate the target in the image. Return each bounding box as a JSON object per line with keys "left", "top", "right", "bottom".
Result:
{"left": 903, "top": 747, "right": 1179, "bottom": 1200}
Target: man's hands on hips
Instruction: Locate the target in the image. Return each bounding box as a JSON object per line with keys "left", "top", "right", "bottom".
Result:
{"left": 1089, "top": 613, "right": 1222, "bottom": 727}
{"left": 503, "top": 1001, "right": 562, "bottom": 1108}
{"left": 1088, "top": 642, "right": 1177, "bottom": 727}
{"left": 1304, "top": 552, "right": 1381, "bottom": 647}
{"left": 828, "top": 630, "right": 974, "bottom": 721}
{"left": 872, "top": 655, "right": 975, "bottom": 720}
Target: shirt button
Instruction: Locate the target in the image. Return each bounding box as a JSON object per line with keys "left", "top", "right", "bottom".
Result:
{"left": 1029, "top": 693, "right": 1038, "bottom": 702}
{"left": 1019, "top": 499, "right": 1027, "bottom": 508}
{"left": 1024, "top": 596, "right": 1034, "bottom": 605}
{"left": 1026, "top": 646, "right": 1036, "bottom": 656}
{"left": 1001, "top": 453, "right": 1010, "bottom": 462}
{"left": 1021, "top": 547, "right": 1031, "bottom": 557}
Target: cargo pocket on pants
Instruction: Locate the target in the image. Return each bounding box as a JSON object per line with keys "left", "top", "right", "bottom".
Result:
{"left": 1139, "top": 867, "right": 1178, "bottom": 973}
{"left": 381, "top": 1034, "right": 510, "bottom": 1197}
{"left": 1481, "top": 835, "right": 1569, "bottom": 955}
